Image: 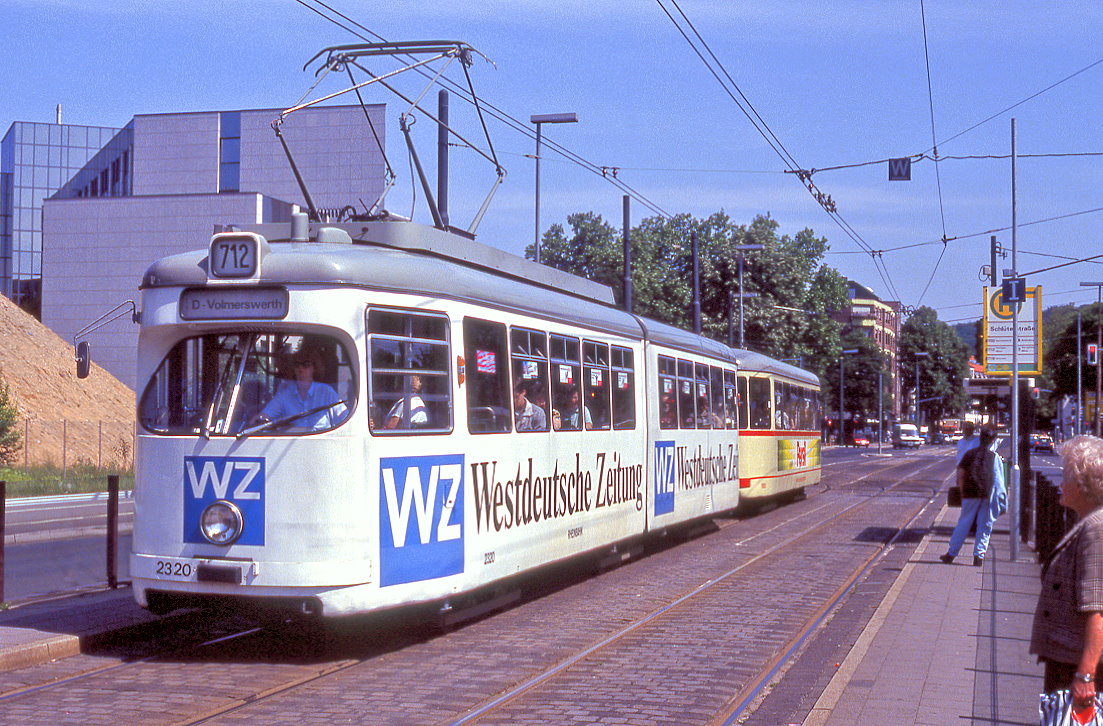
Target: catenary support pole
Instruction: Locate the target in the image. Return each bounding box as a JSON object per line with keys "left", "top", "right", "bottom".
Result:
{"left": 692, "top": 231, "right": 701, "bottom": 335}
{"left": 1010, "top": 117, "right": 1021, "bottom": 561}
{"left": 623, "top": 195, "right": 632, "bottom": 314}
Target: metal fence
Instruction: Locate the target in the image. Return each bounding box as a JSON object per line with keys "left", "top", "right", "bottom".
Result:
{"left": 11, "top": 420, "right": 135, "bottom": 471}
{"left": 1034, "top": 472, "right": 1075, "bottom": 561}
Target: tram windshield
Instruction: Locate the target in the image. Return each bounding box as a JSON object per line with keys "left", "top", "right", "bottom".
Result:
{"left": 139, "top": 332, "right": 356, "bottom": 436}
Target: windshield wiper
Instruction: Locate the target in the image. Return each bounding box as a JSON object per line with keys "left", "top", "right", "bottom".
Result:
{"left": 235, "top": 400, "right": 348, "bottom": 439}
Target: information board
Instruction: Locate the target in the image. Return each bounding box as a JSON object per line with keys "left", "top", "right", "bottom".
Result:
{"left": 982, "top": 285, "right": 1042, "bottom": 376}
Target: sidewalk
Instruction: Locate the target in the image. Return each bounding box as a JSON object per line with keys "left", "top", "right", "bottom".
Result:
{"left": 0, "top": 585, "right": 160, "bottom": 672}
{"left": 804, "top": 504, "right": 1044, "bottom": 726}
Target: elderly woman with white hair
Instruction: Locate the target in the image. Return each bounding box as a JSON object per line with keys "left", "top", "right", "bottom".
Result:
{"left": 1031, "top": 435, "right": 1103, "bottom": 708}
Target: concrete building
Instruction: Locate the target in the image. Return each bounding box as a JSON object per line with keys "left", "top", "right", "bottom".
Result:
{"left": 836, "top": 281, "right": 903, "bottom": 418}
{"left": 0, "top": 119, "right": 120, "bottom": 316}
{"left": 41, "top": 104, "right": 386, "bottom": 389}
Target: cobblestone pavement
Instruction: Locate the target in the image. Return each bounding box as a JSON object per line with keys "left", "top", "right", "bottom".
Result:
{"left": 0, "top": 451, "right": 951, "bottom": 725}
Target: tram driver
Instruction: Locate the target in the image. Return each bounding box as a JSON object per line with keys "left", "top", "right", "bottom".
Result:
{"left": 255, "top": 348, "right": 346, "bottom": 431}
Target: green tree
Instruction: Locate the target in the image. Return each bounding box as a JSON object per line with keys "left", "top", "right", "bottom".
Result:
{"left": 531, "top": 210, "right": 848, "bottom": 387}
{"left": 822, "top": 329, "right": 891, "bottom": 429}
{"left": 0, "top": 377, "right": 20, "bottom": 465}
{"left": 1047, "top": 303, "right": 1103, "bottom": 425}
{"left": 898, "top": 307, "right": 971, "bottom": 423}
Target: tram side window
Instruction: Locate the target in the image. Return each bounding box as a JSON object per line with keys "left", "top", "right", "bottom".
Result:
{"left": 748, "top": 377, "right": 772, "bottom": 429}
{"left": 551, "top": 335, "right": 584, "bottom": 430}
{"left": 710, "top": 366, "right": 726, "bottom": 430}
{"left": 463, "top": 318, "right": 511, "bottom": 433}
{"left": 511, "top": 327, "right": 549, "bottom": 433}
{"left": 677, "top": 359, "right": 696, "bottom": 429}
{"left": 368, "top": 308, "right": 451, "bottom": 434}
{"left": 583, "top": 341, "right": 611, "bottom": 431}
{"left": 658, "top": 355, "right": 677, "bottom": 429}
{"left": 611, "top": 346, "right": 636, "bottom": 430}
{"left": 797, "top": 386, "right": 814, "bottom": 430}
{"left": 775, "top": 382, "right": 791, "bottom": 430}
{"left": 696, "top": 362, "right": 714, "bottom": 428}
{"left": 724, "top": 370, "right": 738, "bottom": 429}
{"left": 737, "top": 375, "right": 749, "bottom": 430}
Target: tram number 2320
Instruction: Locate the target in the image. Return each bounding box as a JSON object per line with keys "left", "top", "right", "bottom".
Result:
{"left": 155, "top": 560, "right": 194, "bottom": 578}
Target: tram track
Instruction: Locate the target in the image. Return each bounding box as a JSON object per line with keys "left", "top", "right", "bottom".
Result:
{"left": 0, "top": 451, "right": 953, "bottom": 725}
{"left": 445, "top": 455, "right": 950, "bottom": 725}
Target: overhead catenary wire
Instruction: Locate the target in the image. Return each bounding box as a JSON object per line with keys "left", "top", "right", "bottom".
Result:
{"left": 827, "top": 204, "right": 1103, "bottom": 256}
{"left": 914, "top": 0, "right": 949, "bottom": 308}
{"left": 655, "top": 0, "right": 902, "bottom": 302}
{"left": 290, "top": 0, "right": 672, "bottom": 219}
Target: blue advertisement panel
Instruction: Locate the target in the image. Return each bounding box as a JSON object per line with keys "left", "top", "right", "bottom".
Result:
{"left": 183, "top": 456, "right": 266, "bottom": 545}
{"left": 379, "top": 454, "right": 465, "bottom": 587}
{"left": 654, "top": 441, "right": 676, "bottom": 515}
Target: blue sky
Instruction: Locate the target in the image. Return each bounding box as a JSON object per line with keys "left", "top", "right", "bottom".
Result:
{"left": 5, "top": 1, "right": 1103, "bottom": 324}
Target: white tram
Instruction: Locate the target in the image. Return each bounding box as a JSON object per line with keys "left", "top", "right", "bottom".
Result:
{"left": 129, "top": 218, "right": 821, "bottom": 618}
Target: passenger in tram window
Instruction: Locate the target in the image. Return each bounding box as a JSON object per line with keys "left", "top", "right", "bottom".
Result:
{"left": 514, "top": 380, "right": 547, "bottom": 432}
{"left": 698, "top": 397, "right": 722, "bottom": 429}
{"left": 385, "top": 374, "right": 430, "bottom": 429}
{"left": 562, "top": 384, "right": 592, "bottom": 431}
{"left": 659, "top": 393, "right": 677, "bottom": 429}
{"left": 257, "top": 348, "right": 346, "bottom": 431}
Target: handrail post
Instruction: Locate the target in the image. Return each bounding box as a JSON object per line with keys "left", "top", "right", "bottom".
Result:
{"left": 107, "top": 475, "right": 119, "bottom": 589}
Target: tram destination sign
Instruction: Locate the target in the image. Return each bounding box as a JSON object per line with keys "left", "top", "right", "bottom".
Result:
{"left": 180, "top": 287, "right": 289, "bottom": 320}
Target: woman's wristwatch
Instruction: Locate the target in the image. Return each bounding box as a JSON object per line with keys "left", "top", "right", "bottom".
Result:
{"left": 1075, "top": 671, "right": 1095, "bottom": 683}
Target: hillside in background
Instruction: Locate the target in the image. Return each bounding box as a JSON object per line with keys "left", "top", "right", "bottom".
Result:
{"left": 0, "top": 294, "right": 134, "bottom": 467}
{"left": 952, "top": 320, "right": 979, "bottom": 359}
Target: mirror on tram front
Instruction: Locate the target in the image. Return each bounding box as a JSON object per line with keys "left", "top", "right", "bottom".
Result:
{"left": 76, "top": 341, "right": 91, "bottom": 379}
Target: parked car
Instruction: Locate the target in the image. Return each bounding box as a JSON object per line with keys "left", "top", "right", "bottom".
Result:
{"left": 1031, "top": 433, "right": 1055, "bottom": 453}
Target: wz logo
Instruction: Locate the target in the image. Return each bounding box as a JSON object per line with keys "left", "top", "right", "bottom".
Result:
{"left": 379, "top": 454, "right": 464, "bottom": 587}
{"left": 654, "top": 441, "right": 675, "bottom": 515}
{"left": 183, "top": 456, "right": 265, "bottom": 545}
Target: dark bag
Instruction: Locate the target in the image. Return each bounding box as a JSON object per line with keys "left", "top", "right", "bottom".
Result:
{"left": 947, "top": 486, "right": 962, "bottom": 507}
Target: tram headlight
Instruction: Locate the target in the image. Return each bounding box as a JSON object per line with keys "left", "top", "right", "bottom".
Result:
{"left": 200, "top": 500, "right": 244, "bottom": 545}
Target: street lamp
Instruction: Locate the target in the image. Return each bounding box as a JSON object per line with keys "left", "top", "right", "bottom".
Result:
{"left": 913, "top": 352, "right": 929, "bottom": 427}
{"left": 1081, "top": 282, "right": 1103, "bottom": 435}
{"left": 731, "top": 243, "right": 763, "bottom": 348}
{"left": 530, "top": 112, "right": 578, "bottom": 264}
{"left": 839, "top": 349, "right": 859, "bottom": 445}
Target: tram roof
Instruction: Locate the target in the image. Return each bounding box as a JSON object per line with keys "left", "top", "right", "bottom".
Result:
{"left": 140, "top": 220, "right": 746, "bottom": 363}
{"left": 730, "top": 348, "right": 819, "bottom": 386}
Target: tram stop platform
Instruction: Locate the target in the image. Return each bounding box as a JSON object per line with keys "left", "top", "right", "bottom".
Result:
{"left": 0, "top": 503, "right": 1047, "bottom": 724}
{"left": 802, "top": 502, "right": 1044, "bottom": 726}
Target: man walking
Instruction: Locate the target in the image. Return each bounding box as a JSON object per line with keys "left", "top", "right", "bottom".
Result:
{"left": 941, "top": 427, "right": 1006, "bottom": 566}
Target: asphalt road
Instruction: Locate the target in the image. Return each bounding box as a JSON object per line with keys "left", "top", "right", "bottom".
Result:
{"left": 1, "top": 493, "right": 133, "bottom": 603}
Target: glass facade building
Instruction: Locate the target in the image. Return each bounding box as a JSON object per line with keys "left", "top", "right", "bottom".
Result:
{"left": 0, "top": 121, "right": 120, "bottom": 314}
